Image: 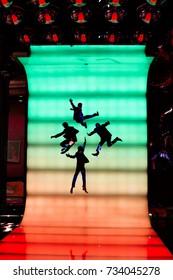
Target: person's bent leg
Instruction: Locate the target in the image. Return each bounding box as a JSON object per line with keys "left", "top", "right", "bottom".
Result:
{"left": 111, "top": 137, "right": 122, "bottom": 145}
{"left": 75, "top": 117, "right": 87, "bottom": 128}
{"left": 84, "top": 112, "right": 99, "bottom": 120}
{"left": 92, "top": 140, "right": 104, "bottom": 156}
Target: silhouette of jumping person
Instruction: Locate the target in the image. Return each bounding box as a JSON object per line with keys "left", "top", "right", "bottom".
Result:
{"left": 51, "top": 122, "right": 79, "bottom": 154}
{"left": 87, "top": 121, "right": 122, "bottom": 156}
{"left": 69, "top": 98, "right": 99, "bottom": 128}
{"left": 66, "top": 137, "right": 89, "bottom": 194}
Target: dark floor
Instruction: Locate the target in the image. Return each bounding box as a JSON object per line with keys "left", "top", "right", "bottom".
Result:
{"left": 149, "top": 205, "right": 173, "bottom": 255}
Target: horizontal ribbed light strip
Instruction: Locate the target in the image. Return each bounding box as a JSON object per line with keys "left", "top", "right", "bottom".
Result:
{"left": 27, "top": 146, "right": 147, "bottom": 171}
{"left": 28, "top": 97, "right": 146, "bottom": 120}
{"left": 28, "top": 122, "right": 146, "bottom": 145}
{"left": 27, "top": 170, "right": 147, "bottom": 196}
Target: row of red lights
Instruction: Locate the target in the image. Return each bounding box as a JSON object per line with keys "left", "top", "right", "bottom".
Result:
{"left": 0, "top": 0, "right": 160, "bottom": 8}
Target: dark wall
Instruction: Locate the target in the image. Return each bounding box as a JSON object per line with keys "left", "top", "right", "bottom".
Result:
{"left": 7, "top": 99, "right": 26, "bottom": 178}
{"left": 147, "top": 52, "right": 173, "bottom": 208}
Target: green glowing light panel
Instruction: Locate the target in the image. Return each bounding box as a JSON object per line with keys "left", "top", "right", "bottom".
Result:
{"left": 19, "top": 46, "right": 153, "bottom": 195}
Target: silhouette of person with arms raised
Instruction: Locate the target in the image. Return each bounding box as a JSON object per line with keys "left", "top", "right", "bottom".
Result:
{"left": 51, "top": 122, "right": 79, "bottom": 154}
{"left": 69, "top": 98, "right": 99, "bottom": 128}
{"left": 87, "top": 121, "right": 122, "bottom": 156}
{"left": 66, "top": 137, "right": 89, "bottom": 194}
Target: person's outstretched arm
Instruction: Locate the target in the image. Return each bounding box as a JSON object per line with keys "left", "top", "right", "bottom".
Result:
{"left": 66, "top": 153, "right": 76, "bottom": 159}
{"left": 51, "top": 131, "right": 64, "bottom": 138}
{"left": 69, "top": 98, "right": 76, "bottom": 110}
{"left": 82, "top": 137, "right": 86, "bottom": 149}
{"left": 87, "top": 130, "right": 95, "bottom": 136}
{"left": 104, "top": 121, "right": 110, "bottom": 127}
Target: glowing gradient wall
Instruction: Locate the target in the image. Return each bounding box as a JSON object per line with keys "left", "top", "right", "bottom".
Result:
{"left": 19, "top": 46, "right": 153, "bottom": 195}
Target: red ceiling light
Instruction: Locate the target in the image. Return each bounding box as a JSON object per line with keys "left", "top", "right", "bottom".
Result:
{"left": 107, "top": 0, "right": 121, "bottom": 6}
{"left": 0, "top": 0, "right": 13, "bottom": 8}
{"left": 102, "top": 29, "right": 124, "bottom": 44}
{"left": 2, "top": 6, "right": 24, "bottom": 25}
{"left": 137, "top": 3, "right": 161, "bottom": 24}
{"left": 28, "top": 0, "right": 51, "bottom": 8}
{"left": 21, "top": 34, "right": 31, "bottom": 44}
{"left": 70, "top": 6, "right": 92, "bottom": 24}
{"left": 43, "top": 27, "right": 63, "bottom": 44}
{"left": 37, "top": 0, "right": 50, "bottom": 7}
{"left": 105, "top": 0, "right": 129, "bottom": 6}
{"left": 67, "top": 0, "right": 87, "bottom": 7}
{"left": 74, "top": 28, "right": 92, "bottom": 43}
{"left": 103, "top": 5, "right": 127, "bottom": 24}
{"left": 36, "top": 7, "right": 58, "bottom": 24}
{"left": 137, "top": 33, "right": 144, "bottom": 43}
{"left": 146, "top": 0, "right": 158, "bottom": 5}
{"left": 144, "top": 11, "right": 152, "bottom": 23}
{"left": 78, "top": 12, "right": 84, "bottom": 22}
{"left": 17, "top": 28, "right": 35, "bottom": 45}
{"left": 133, "top": 28, "right": 151, "bottom": 44}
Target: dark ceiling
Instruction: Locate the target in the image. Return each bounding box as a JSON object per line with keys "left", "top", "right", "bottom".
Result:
{"left": 0, "top": 0, "right": 172, "bottom": 57}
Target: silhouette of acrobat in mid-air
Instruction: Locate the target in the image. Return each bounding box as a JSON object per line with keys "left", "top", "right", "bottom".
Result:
{"left": 87, "top": 121, "right": 122, "bottom": 156}
{"left": 66, "top": 137, "right": 89, "bottom": 194}
{"left": 69, "top": 98, "right": 99, "bottom": 128}
{"left": 50, "top": 122, "right": 79, "bottom": 154}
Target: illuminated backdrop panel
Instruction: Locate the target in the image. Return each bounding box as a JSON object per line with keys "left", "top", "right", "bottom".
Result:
{"left": 19, "top": 45, "right": 153, "bottom": 195}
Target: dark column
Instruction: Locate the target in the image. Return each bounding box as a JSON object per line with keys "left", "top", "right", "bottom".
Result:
{"left": 0, "top": 73, "right": 10, "bottom": 215}
{"left": 0, "top": 28, "right": 10, "bottom": 215}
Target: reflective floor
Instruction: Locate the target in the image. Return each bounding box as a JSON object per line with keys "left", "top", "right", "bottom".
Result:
{"left": 0, "top": 195, "right": 173, "bottom": 260}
